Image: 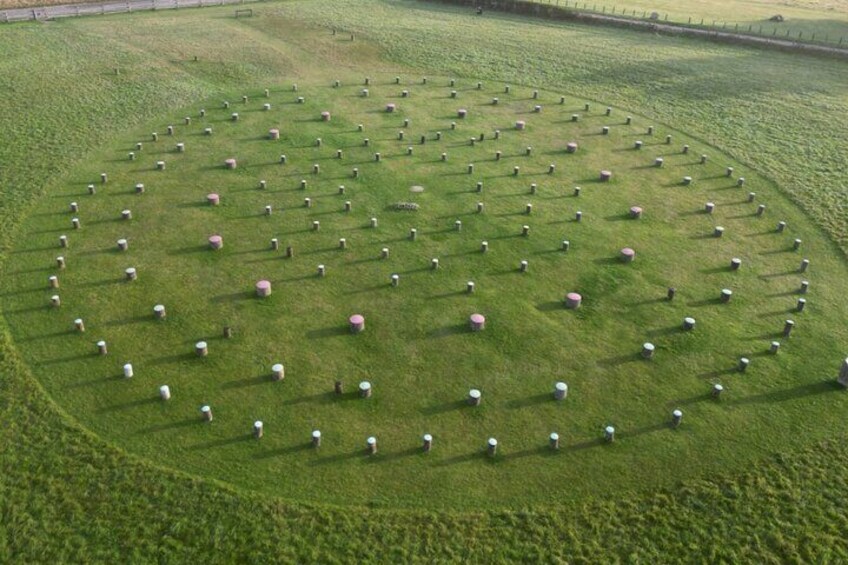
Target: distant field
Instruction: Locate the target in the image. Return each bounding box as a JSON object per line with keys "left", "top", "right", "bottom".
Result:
{"left": 565, "top": 0, "right": 848, "bottom": 42}
{"left": 3, "top": 0, "right": 848, "bottom": 45}
{"left": 1, "top": 0, "right": 848, "bottom": 561}
{"left": 515, "top": 0, "right": 848, "bottom": 44}
{"left": 0, "top": 0, "right": 848, "bottom": 46}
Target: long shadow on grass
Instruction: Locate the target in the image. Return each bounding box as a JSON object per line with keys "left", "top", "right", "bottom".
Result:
{"left": 307, "top": 326, "right": 349, "bottom": 339}
{"left": 169, "top": 245, "right": 208, "bottom": 255}
{"left": 697, "top": 368, "right": 738, "bottom": 380}
{"left": 221, "top": 375, "right": 268, "bottom": 389}
{"left": 77, "top": 278, "right": 123, "bottom": 289}
{"left": 699, "top": 266, "right": 733, "bottom": 275}
{"left": 535, "top": 301, "right": 562, "bottom": 312}
{"left": 686, "top": 297, "right": 724, "bottom": 307}
{"left": 309, "top": 449, "right": 364, "bottom": 466}
{"left": 744, "top": 331, "right": 785, "bottom": 341}
{"left": 6, "top": 266, "right": 52, "bottom": 275}
{"left": 2, "top": 304, "right": 50, "bottom": 315}
{"left": 667, "top": 393, "right": 713, "bottom": 407}
{"left": 366, "top": 446, "right": 421, "bottom": 463}
{"left": 97, "top": 397, "right": 159, "bottom": 413}
{"left": 728, "top": 380, "right": 842, "bottom": 406}
{"left": 766, "top": 289, "right": 802, "bottom": 298}
{"left": 150, "top": 352, "right": 197, "bottom": 366}
{"left": 344, "top": 284, "right": 390, "bottom": 295}
{"left": 40, "top": 352, "right": 93, "bottom": 366}
{"left": 280, "top": 391, "right": 336, "bottom": 406}
{"left": 16, "top": 329, "right": 74, "bottom": 343}
{"left": 597, "top": 353, "right": 642, "bottom": 368}
{"left": 758, "top": 270, "right": 800, "bottom": 280}
{"left": 506, "top": 393, "right": 551, "bottom": 409}
{"left": 67, "top": 374, "right": 119, "bottom": 389}
{"left": 500, "top": 445, "right": 552, "bottom": 461}
{"left": 253, "top": 443, "right": 312, "bottom": 459}
{"left": 646, "top": 325, "right": 684, "bottom": 338}
{"left": 421, "top": 399, "right": 467, "bottom": 416}
{"left": 190, "top": 434, "right": 253, "bottom": 450}
{"left": 210, "top": 290, "right": 256, "bottom": 303}
{"left": 136, "top": 418, "right": 198, "bottom": 435}
{"left": 759, "top": 248, "right": 794, "bottom": 256}
{"left": 593, "top": 257, "right": 623, "bottom": 266}
{"left": 627, "top": 297, "right": 668, "bottom": 307}
{"left": 618, "top": 423, "right": 668, "bottom": 439}
{"left": 565, "top": 438, "right": 605, "bottom": 451}
{"left": 103, "top": 315, "right": 149, "bottom": 327}
{"left": 435, "top": 451, "right": 486, "bottom": 467}
{"left": 757, "top": 308, "right": 796, "bottom": 318}
{"left": 10, "top": 245, "right": 58, "bottom": 254}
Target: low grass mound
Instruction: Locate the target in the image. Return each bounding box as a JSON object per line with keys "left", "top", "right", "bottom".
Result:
{"left": 4, "top": 74, "right": 848, "bottom": 510}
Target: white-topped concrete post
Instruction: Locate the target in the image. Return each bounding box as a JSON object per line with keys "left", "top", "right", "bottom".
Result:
{"left": 359, "top": 381, "right": 372, "bottom": 398}
{"left": 554, "top": 381, "right": 568, "bottom": 400}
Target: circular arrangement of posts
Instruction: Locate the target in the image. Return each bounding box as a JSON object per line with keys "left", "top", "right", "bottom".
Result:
{"left": 4, "top": 75, "right": 848, "bottom": 510}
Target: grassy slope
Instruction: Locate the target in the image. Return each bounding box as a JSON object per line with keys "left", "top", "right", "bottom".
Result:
{"left": 1, "top": 1, "right": 847, "bottom": 561}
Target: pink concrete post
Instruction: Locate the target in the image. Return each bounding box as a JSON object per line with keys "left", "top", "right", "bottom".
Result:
{"left": 469, "top": 313, "right": 486, "bottom": 331}
{"left": 255, "top": 280, "right": 272, "bottom": 298}
{"left": 349, "top": 314, "right": 365, "bottom": 333}
{"left": 565, "top": 292, "right": 582, "bottom": 309}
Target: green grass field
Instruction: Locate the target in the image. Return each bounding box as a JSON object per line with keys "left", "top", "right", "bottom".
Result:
{"left": 2, "top": 0, "right": 848, "bottom": 561}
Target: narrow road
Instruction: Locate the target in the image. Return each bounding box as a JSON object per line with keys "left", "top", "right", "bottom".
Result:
{"left": 1, "top": 0, "right": 258, "bottom": 23}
